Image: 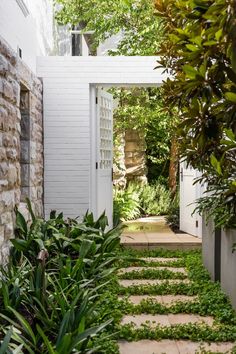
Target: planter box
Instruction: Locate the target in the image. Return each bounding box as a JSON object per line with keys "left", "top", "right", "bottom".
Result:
{"left": 202, "top": 217, "right": 236, "bottom": 309}
{"left": 202, "top": 216, "right": 215, "bottom": 280}
{"left": 221, "top": 228, "right": 236, "bottom": 309}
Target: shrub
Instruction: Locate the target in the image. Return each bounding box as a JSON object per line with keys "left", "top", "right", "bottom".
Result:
{"left": 139, "top": 182, "right": 171, "bottom": 216}
{"left": 166, "top": 193, "right": 180, "bottom": 232}
{"left": 113, "top": 185, "right": 141, "bottom": 223}
{"left": 157, "top": 0, "right": 236, "bottom": 228}
{"left": 0, "top": 200, "right": 123, "bottom": 353}
{"left": 113, "top": 182, "right": 172, "bottom": 221}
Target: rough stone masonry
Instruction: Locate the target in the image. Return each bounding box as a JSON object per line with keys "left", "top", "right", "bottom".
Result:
{"left": 0, "top": 36, "right": 43, "bottom": 264}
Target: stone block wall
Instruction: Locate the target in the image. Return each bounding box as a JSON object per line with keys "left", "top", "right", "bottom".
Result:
{"left": 0, "top": 36, "right": 43, "bottom": 264}
{"left": 113, "top": 132, "right": 126, "bottom": 188}
{"left": 124, "top": 129, "right": 147, "bottom": 184}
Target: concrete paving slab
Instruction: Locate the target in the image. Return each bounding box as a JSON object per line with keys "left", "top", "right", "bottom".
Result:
{"left": 140, "top": 257, "right": 180, "bottom": 263}
{"left": 168, "top": 314, "right": 214, "bottom": 326}
{"left": 161, "top": 295, "right": 198, "bottom": 304}
{"left": 118, "top": 340, "right": 235, "bottom": 354}
{"left": 121, "top": 218, "right": 202, "bottom": 251}
{"left": 120, "top": 295, "right": 198, "bottom": 305}
{"left": 118, "top": 340, "right": 179, "bottom": 354}
{"left": 176, "top": 234, "right": 202, "bottom": 243}
{"left": 118, "top": 267, "right": 187, "bottom": 275}
{"left": 121, "top": 314, "right": 170, "bottom": 327}
{"left": 125, "top": 295, "right": 163, "bottom": 305}
{"left": 176, "top": 340, "right": 235, "bottom": 353}
{"left": 119, "top": 279, "right": 190, "bottom": 287}
{"left": 121, "top": 234, "right": 148, "bottom": 243}
{"left": 121, "top": 314, "right": 214, "bottom": 328}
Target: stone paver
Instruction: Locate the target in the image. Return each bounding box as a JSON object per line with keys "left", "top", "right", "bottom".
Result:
{"left": 122, "top": 295, "right": 198, "bottom": 305}
{"left": 116, "top": 236, "right": 233, "bottom": 354}
{"left": 161, "top": 295, "right": 197, "bottom": 304}
{"left": 168, "top": 314, "right": 213, "bottom": 326}
{"left": 118, "top": 340, "right": 235, "bottom": 354}
{"left": 121, "top": 314, "right": 214, "bottom": 328}
{"left": 119, "top": 340, "right": 180, "bottom": 354}
{"left": 118, "top": 266, "right": 187, "bottom": 275}
{"left": 121, "top": 217, "right": 202, "bottom": 250}
{"left": 177, "top": 340, "right": 235, "bottom": 353}
{"left": 140, "top": 257, "right": 180, "bottom": 263}
{"left": 121, "top": 314, "right": 170, "bottom": 327}
{"left": 119, "top": 279, "right": 190, "bottom": 287}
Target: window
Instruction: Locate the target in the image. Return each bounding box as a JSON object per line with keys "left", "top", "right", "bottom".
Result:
{"left": 19, "top": 85, "right": 30, "bottom": 201}
{"left": 71, "top": 25, "right": 97, "bottom": 56}
{"left": 72, "top": 32, "right": 82, "bottom": 56}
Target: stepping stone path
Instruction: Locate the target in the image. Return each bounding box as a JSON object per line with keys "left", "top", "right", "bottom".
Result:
{"left": 126, "top": 295, "right": 198, "bottom": 305}
{"left": 118, "top": 267, "right": 187, "bottom": 274}
{"left": 117, "top": 257, "right": 235, "bottom": 354}
{"left": 119, "top": 278, "right": 191, "bottom": 287}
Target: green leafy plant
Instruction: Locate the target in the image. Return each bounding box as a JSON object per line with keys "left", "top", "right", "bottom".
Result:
{"left": 113, "top": 185, "right": 141, "bottom": 222}
{"left": 0, "top": 201, "right": 123, "bottom": 353}
{"left": 166, "top": 192, "right": 180, "bottom": 232}
{"left": 113, "top": 182, "right": 172, "bottom": 222}
{"left": 55, "top": 0, "right": 162, "bottom": 56}
{"left": 156, "top": 0, "right": 236, "bottom": 228}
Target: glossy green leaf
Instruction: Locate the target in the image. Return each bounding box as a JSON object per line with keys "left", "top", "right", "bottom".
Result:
{"left": 225, "top": 92, "right": 236, "bottom": 103}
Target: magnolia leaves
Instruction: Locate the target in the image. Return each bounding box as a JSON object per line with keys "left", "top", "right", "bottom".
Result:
{"left": 157, "top": 0, "right": 236, "bottom": 228}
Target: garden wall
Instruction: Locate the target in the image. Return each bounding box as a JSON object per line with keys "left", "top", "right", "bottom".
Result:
{"left": 220, "top": 228, "right": 236, "bottom": 309}
{"left": 114, "top": 129, "right": 147, "bottom": 186}
{"left": 202, "top": 219, "right": 236, "bottom": 309}
{"left": 0, "top": 36, "right": 43, "bottom": 264}
{"left": 125, "top": 129, "right": 147, "bottom": 183}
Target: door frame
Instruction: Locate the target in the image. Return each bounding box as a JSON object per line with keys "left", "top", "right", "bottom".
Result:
{"left": 89, "top": 84, "right": 97, "bottom": 217}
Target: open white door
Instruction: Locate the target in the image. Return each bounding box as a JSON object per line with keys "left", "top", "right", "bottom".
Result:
{"left": 96, "top": 88, "right": 113, "bottom": 227}
{"left": 180, "top": 161, "right": 202, "bottom": 237}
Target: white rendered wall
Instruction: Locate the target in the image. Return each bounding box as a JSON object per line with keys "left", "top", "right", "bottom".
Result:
{"left": 37, "top": 56, "right": 167, "bottom": 219}
{"left": 0, "top": 0, "right": 60, "bottom": 72}
{"left": 97, "top": 33, "right": 122, "bottom": 55}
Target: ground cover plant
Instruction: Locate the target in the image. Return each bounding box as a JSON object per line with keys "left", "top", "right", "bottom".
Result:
{"left": 2, "top": 207, "right": 236, "bottom": 353}
{"left": 113, "top": 181, "right": 172, "bottom": 222}
{"left": 102, "top": 248, "right": 236, "bottom": 352}
{"left": 0, "top": 200, "right": 123, "bottom": 353}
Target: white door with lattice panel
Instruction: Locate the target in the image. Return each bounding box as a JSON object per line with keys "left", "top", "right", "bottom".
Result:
{"left": 96, "top": 88, "right": 113, "bottom": 227}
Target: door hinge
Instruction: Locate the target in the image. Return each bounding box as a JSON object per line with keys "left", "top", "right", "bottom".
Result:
{"left": 96, "top": 97, "right": 98, "bottom": 104}
{"left": 111, "top": 167, "right": 113, "bottom": 182}
{"left": 96, "top": 162, "right": 98, "bottom": 169}
{"left": 196, "top": 220, "right": 199, "bottom": 228}
{"left": 180, "top": 167, "right": 183, "bottom": 182}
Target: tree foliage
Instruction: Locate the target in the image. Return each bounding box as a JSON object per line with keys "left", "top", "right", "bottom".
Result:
{"left": 55, "top": 0, "right": 162, "bottom": 55}
{"left": 111, "top": 88, "right": 177, "bottom": 181}
{"left": 55, "top": 0, "right": 179, "bottom": 189}
{"left": 156, "top": 0, "right": 236, "bottom": 227}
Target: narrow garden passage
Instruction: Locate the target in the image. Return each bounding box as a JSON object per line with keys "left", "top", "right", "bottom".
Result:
{"left": 114, "top": 249, "right": 236, "bottom": 354}
{"left": 120, "top": 217, "right": 201, "bottom": 250}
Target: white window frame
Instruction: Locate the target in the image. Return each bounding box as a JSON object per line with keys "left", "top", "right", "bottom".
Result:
{"left": 71, "top": 30, "right": 95, "bottom": 56}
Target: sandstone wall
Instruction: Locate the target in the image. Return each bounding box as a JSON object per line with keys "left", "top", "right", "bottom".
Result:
{"left": 124, "top": 129, "right": 147, "bottom": 184}
{"left": 0, "top": 36, "right": 43, "bottom": 264}
{"left": 113, "top": 132, "right": 126, "bottom": 188}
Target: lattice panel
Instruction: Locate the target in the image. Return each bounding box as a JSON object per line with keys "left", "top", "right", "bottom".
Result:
{"left": 99, "top": 95, "right": 112, "bottom": 169}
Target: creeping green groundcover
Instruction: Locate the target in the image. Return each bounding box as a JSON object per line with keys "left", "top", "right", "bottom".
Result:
{"left": 1, "top": 203, "right": 236, "bottom": 353}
